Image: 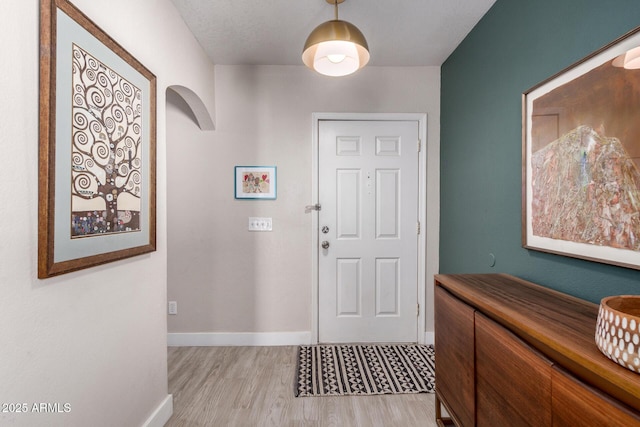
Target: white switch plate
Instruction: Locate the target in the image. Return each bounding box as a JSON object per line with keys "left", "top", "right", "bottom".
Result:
{"left": 168, "top": 301, "right": 177, "bottom": 315}
{"left": 248, "top": 217, "right": 272, "bottom": 231}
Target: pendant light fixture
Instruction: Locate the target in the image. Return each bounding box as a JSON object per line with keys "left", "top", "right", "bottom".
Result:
{"left": 302, "top": 0, "right": 370, "bottom": 77}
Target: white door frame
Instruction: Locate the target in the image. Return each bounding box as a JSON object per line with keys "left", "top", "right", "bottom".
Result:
{"left": 311, "top": 112, "right": 429, "bottom": 344}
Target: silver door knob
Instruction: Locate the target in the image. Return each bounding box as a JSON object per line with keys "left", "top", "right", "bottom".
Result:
{"left": 321, "top": 241, "right": 330, "bottom": 249}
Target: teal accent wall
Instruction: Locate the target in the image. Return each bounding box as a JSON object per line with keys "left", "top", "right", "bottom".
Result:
{"left": 440, "top": 0, "right": 640, "bottom": 302}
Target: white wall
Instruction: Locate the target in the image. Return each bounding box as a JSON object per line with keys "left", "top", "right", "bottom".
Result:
{"left": 167, "top": 65, "right": 440, "bottom": 343}
{"left": 0, "top": 1, "right": 214, "bottom": 426}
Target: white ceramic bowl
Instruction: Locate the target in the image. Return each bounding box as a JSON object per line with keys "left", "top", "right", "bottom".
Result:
{"left": 595, "top": 295, "right": 640, "bottom": 373}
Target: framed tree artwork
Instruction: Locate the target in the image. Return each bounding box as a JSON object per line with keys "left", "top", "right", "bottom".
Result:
{"left": 39, "top": 0, "right": 156, "bottom": 278}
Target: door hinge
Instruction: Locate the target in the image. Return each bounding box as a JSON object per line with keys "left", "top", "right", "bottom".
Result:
{"left": 417, "top": 221, "right": 421, "bottom": 235}
{"left": 417, "top": 303, "right": 420, "bottom": 317}
{"left": 417, "top": 139, "right": 422, "bottom": 152}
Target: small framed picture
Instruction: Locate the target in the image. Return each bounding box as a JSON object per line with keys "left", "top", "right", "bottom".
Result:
{"left": 234, "top": 166, "right": 277, "bottom": 200}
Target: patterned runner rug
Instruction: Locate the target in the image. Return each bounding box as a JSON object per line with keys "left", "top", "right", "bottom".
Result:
{"left": 294, "top": 344, "right": 435, "bottom": 397}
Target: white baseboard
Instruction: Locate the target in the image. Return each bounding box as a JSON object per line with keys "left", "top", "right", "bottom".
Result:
{"left": 424, "top": 331, "right": 434, "bottom": 345}
{"left": 142, "top": 394, "right": 172, "bottom": 427}
{"left": 167, "top": 331, "right": 312, "bottom": 347}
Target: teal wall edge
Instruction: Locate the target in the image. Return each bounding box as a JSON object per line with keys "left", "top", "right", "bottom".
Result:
{"left": 440, "top": 0, "right": 640, "bottom": 302}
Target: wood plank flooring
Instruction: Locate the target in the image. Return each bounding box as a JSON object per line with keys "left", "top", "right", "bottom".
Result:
{"left": 166, "top": 346, "right": 437, "bottom": 427}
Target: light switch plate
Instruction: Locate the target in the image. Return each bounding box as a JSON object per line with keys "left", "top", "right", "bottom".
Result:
{"left": 248, "top": 217, "right": 272, "bottom": 231}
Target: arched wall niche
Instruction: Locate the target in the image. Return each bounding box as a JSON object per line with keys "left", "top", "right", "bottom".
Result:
{"left": 167, "top": 85, "right": 215, "bottom": 131}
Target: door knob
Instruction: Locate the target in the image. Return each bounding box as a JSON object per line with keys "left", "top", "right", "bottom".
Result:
{"left": 321, "top": 241, "right": 330, "bottom": 249}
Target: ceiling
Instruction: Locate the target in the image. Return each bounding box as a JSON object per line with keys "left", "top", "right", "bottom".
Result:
{"left": 169, "top": 0, "right": 496, "bottom": 67}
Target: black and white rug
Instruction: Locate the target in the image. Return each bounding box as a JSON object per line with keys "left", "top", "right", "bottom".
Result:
{"left": 294, "top": 344, "right": 435, "bottom": 397}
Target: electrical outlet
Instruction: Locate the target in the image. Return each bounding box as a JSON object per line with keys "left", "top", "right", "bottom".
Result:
{"left": 168, "top": 301, "right": 177, "bottom": 315}
{"left": 248, "top": 217, "right": 273, "bottom": 231}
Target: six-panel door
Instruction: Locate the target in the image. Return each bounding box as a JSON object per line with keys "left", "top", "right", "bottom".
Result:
{"left": 318, "top": 120, "right": 419, "bottom": 343}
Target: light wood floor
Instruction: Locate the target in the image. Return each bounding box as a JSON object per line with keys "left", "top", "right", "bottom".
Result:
{"left": 166, "top": 346, "right": 437, "bottom": 427}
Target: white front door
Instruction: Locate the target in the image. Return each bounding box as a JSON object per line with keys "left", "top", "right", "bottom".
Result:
{"left": 318, "top": 120, "right": 419, "bottom": 343}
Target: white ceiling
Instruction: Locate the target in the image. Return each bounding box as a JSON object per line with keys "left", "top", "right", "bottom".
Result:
{"left": 170, "top": 0, "right": 496, "bottom": 67}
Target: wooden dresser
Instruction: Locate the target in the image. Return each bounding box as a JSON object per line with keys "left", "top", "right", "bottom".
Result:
{"left": 434, "top": 273, "right": 640, "bottom": 427}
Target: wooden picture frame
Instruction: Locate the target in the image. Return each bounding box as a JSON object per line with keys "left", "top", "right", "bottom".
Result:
{"left": 39, "top": 0, "right": 157, "bottom": 278}
{"left": 522, "top": 26, "right": 640, "bottom": 269}
{"left": 234, "top": 166, "right": 277, "bottom": 200}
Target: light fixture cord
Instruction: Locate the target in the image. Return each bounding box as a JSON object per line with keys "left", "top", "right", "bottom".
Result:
{"left": 334, "top": 0, "right": 339, "bottom": 20}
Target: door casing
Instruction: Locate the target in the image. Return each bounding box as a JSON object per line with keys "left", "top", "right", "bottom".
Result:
{"left": 310, "top": 112, "right": 428, "bottom": 344}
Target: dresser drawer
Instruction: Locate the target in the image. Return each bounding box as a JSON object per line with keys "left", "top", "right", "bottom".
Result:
{"left": 435, "top": 286, "right": 475, "bottom": 427}
{"left": 475, "top": 312, "right": 552, "bottom": 427}
{"left": 552, "top": 366, "right": 640, "bottom": 427}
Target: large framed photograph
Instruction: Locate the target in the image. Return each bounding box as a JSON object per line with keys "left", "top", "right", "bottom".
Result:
{"left": 234, "top": 166, "right": 277, "bottom": 200}
{"left": 523, "top": 26, "right": 640, "bottom": 270}
{"left": 39, "top": 0, "right": 157, "bottom": 278}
